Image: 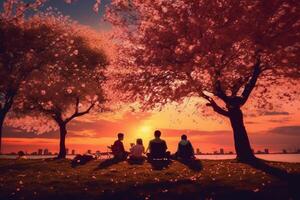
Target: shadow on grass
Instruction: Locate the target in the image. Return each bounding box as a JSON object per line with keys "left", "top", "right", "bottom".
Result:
{"left": 96, "top": 158, "right": 173, "bottom": 171}
{"left": 148, "top": 159, "right": 172, "bottom": 170}
{"left": 127, "top": 159, "right": 145, "bottom": 166}
{"left": 175, "top": 159, "right": 203, "bottom": 172}
{"left": 96, "top": 158, "right": 124, "bottom": 170}
{"left": 148, "top": 159, "right": 202, "bottom": 171}
{"left": 246, "top": 158, "right": 300, "bottom": 199}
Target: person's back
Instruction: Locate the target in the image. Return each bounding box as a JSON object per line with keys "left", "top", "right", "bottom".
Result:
{"left": 110, "top": 133, "right": 128, "bottom": 160}
{"left": 130, "top": 144, "right": 145, "bottom": 157}
{"left": 176, "top": 134, "right": 195, "bottom": 160}
{"left": 112, "top": 139, "right": 125, "bottom": 155}
{"left": 149, "top": 138, "right": 167, "bottom": 158}
{"left": 147, "top": 130, "right": 170, "bottom": 160}
{"left": 129, "top": 138, "right": 145, "bottom": 164}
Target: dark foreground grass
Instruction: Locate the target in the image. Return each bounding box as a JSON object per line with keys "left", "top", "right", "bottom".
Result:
{"left": 0, "top": 159, "right": 299, "bottom": 200}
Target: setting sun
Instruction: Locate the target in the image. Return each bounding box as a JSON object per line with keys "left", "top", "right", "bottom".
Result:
{"left": 132, "top": 125, "right": 154, "bottom": 144}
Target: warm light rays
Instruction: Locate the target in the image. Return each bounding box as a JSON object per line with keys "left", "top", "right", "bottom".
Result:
{"left": 133, "top": 124, "right": 154, "bottom": 145}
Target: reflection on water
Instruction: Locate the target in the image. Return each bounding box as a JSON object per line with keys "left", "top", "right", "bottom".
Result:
{"left": 1, "top": 154, "right": 300, "bottom": 163}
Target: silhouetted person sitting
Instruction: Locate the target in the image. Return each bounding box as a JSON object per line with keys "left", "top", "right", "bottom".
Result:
{"left": 109, "top": 133, "right": 129, "bottom": 161}
{"left": 147, "top": 130, "right": 170, "bottom": 162}
{"left": 175, "top": 134, "right": 195, "bottom": 161}
{"left": 128, "top": 138, "right": 145, "bottom": 164}
{"left": 173, "top": 134, "right": 202, "bottom": 171}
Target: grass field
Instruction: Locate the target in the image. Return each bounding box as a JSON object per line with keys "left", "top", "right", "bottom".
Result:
{"left": 0, "top": 158, "right": 299, "bottom": 200}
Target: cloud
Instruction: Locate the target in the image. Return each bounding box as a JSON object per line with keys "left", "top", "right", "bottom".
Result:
{"left": 3, "top": 119, "right": 120, "bottom": 139}
{"left": 268, "top": 126, "right": 300, "bottom": 136}
{"left": 268, "top": 117, "right": 290, "bottom": 123}
{"left": 3, "top": 126, "right": 59, "bottom": 139}
{"left": 3, "top": 111, "right": 153, "bottom": 139}
{"left": 263, "top": 111, "right": 289, "bottom": 116}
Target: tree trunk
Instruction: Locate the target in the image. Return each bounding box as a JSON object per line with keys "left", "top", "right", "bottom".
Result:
{"left": 0, "top": 96, "right": 15, "bottom": 155}
{"left": 228, "top": 107, "right": 256, "bottom": 162}
{"left": 0, "top": 113, "right": 5, "bottom": 154}
{"left": 57, "top": 123, "right": 67, "bottom": 159}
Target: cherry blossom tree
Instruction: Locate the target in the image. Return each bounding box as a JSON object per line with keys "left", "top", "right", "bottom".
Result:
{"left": 106, "top": 0, "right": 300, "bottom": 162}
{"left": 10, "top": 14, "right": 109, "bottom": 159}
{"left": 0, "top": 0, "right": 109, "bottom": 156}
{"left": 0, "top": 0, "right": 54, "bottom": 153}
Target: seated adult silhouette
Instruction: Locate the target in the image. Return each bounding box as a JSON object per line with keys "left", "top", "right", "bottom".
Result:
{"left": 173, "top": 134, "right": 202, "bottom": 171}
{"left": 109, "top": 133, "right": 129, "bottom": 161}
{"left": 175, "top": 134, "right": 195, "bottom": 161}
{"left": 147, "top": 130, "right": 170, "bottom": 162}
{"left": 98, "top": 133, "right": 129, "bottom": 169}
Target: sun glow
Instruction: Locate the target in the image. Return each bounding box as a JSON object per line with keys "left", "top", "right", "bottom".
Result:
{"left": 132, "top": 125, "right": 154, "bottom": 145}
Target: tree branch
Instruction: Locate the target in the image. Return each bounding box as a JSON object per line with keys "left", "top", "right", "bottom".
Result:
{"left": 65, "top": 99, "right": 95, "bottom": 124}
{"left": 215, "top": 79, "right": 229, "bottom": 103}
{"left": 231, "top": 77, "right": 244, "bottom": 96}
{"left": 75, "top": 97, "right": 80, "bottom": 114}
{"left": 185, "top": 72, "right": 229, "bottom": 117}
{"left": 241, "top": 56, "right": 262, "bottom": 105}
{"left": 31, "top": 102, "right": 64, "bottom": 125}
{"left": 214, "top": 70, "right": 229, "bottom": 103}
{"left": 0, "top": 89, "right": 17, "bottom": 114}
{"left": 204, "top": 95, "right": 229, "bottom": 117}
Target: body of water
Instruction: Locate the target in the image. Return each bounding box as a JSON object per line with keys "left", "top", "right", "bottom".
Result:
{"left": 1, "top": 154, "right": 300, "bottom": 163}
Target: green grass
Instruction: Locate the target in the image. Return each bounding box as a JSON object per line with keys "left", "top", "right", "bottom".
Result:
{"left": 0, "top": 159, "right": 299, "bottom": 200}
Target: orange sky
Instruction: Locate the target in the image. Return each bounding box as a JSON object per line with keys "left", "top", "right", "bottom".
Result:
{"left": 3, "top": 97, "right": 300, "bottom": 154}
{"left": 1, "top": 1, "right": 299, "bottom": 155}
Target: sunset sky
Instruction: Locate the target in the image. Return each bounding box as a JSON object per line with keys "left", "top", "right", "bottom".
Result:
{"left": 1, "top": 0, "right": 300, "bottom": 154}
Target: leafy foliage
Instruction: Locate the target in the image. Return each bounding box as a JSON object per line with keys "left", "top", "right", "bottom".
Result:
{"left": 9, "top": 13, "right": 109, "bottom": 133}
{"left": 106, "top": 0, "right": 300, "bottom": 113}
{"left": 0, "top": 0, "right": 110, "bottom": 134}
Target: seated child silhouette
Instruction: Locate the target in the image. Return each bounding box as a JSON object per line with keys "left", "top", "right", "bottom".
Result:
{"left": 128, "top": 138, "right": 145, "bottom": 164}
